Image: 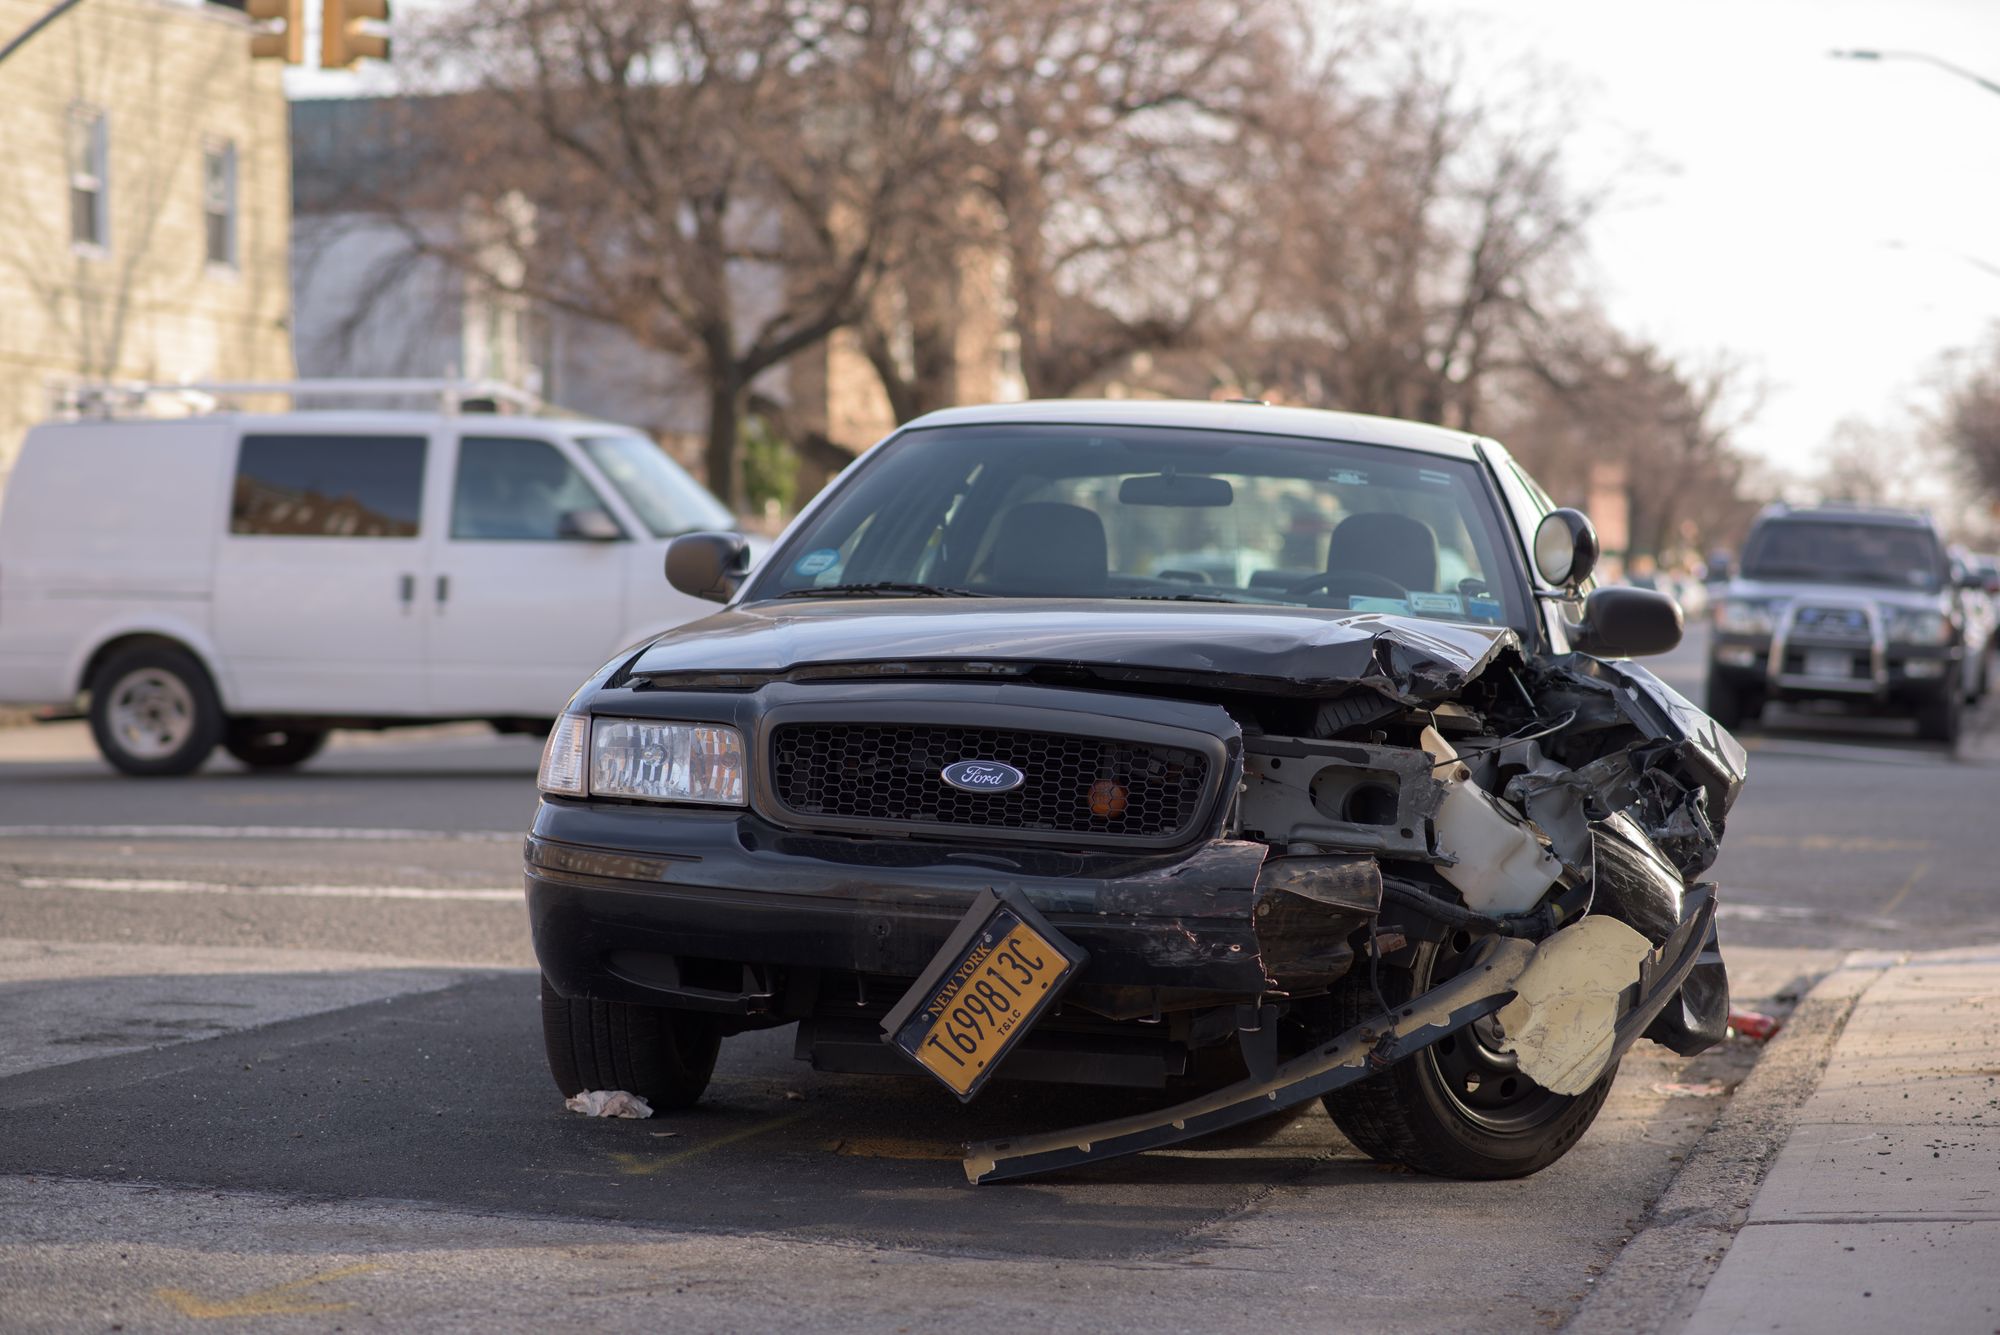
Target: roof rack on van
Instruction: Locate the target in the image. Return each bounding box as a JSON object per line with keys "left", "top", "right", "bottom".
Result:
{"left": 48, "top": 378, "right": 545, "bottom": 419}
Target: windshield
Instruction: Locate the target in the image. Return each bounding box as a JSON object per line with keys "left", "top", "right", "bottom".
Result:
{"left": 745, "top": 424, "right": 1529, "bottom": 631}
{"left": 1741, "top": 520, "right": 1944, "bottom": 592}
{"left": 580, "top": 435, "right": 735, "bottom": 538}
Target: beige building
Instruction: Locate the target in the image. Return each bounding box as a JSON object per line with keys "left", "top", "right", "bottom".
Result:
{"left": 0, "top": 0, "right": 293, "bottom": 485}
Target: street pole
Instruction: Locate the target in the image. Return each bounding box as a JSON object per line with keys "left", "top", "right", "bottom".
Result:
{"left": 1830, "top": 48, "right": 2000, "bottom": 98}
{"left": 0, "top": 0, "right": 86, "bottom": 68}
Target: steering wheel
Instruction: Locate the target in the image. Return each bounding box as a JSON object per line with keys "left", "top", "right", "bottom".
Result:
{"left": 1287, "top": 568, "right": 1412, "bottom": 602}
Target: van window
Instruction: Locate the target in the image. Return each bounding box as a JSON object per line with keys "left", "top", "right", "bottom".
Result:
{"left": 231, "top": 435, "right": 426, "bottom": 538}
{"left": 451, "top": 437, "right": 612, "bottom": 541}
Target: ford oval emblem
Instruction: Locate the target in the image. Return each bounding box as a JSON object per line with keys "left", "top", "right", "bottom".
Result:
{"left": 941, "top": 759, "right": 1025, "bottom": 793}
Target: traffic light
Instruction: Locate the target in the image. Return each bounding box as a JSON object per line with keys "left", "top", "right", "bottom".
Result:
{"left": 320, "top": 0, "right": 390, "bottom": 69}
{"left": 246, "top": 0, "right": 304, "bottom": 63}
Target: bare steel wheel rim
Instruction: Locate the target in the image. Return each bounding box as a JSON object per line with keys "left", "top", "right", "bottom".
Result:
{"left": 106, "top": 668, "right": 195, "bottom": 760}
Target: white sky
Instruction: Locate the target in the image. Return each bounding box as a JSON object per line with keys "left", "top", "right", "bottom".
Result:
{"left": 294, "top": 1, "right": 2000, "bottom": 478}
{"left": 1447, "top": 0, "right": 2000, "bottom": 478}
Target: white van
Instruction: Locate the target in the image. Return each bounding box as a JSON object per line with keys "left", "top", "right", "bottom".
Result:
{"left": 0, "top": 384, "right": 748, "bottom": 775}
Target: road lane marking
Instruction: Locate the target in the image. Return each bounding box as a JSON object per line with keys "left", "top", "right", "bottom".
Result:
{"left": 0, "top": 824, "right": 516, "bottom": 842}
{"left": 1879, "top": 861, "right": 1931, "bottom": 918}
{"left": 1718, "top": 902, "right": 1904, "bottom": 931}
{"left": 155, "top": 1263, "right": 378, "bottom": 1318}
{"left": 18, "top": 876, "right": 519, "bottom": 902}
{"left": 603, "top": 1113, "right": 809, "bottom": 1175}
{"left": 1737, "top": 834, "right": 1933, "bottom": 854}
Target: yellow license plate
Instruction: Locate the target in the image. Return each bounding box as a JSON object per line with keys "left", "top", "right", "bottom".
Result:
{"left": 884, "top": 895, "right": 1082, "bottom": 1101}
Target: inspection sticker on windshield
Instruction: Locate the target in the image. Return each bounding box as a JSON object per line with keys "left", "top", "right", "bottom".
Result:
{"left": 1409, "top": 591, "right": 1463, "bottom": 616}
{"left": 1330, "top": 469, "right": 1369, "bottom": 486}
{"left": 794, "top": 548, "right": 841, "bottom": 577}
{"left": 881, "top": 889, "right": 1087, "bottom": 1101}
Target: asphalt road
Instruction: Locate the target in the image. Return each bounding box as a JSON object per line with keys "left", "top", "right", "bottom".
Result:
{"left": 0, "top": 624, "right": 1992, "bottom": 1331}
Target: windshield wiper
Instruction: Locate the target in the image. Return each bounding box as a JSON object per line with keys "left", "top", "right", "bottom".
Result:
{"left": 772, "top": 582, "right": 992, "bottom": 599}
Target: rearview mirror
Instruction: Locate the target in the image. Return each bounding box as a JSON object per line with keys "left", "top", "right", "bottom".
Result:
{"left": 1533, "top": 509, "right": 1600, "bottom": 590}
{"left": 1118, "top": 473, "right": 1234, "bottom": 507}
{"left": 665, "top": 531, "right": 750, "bottom": 603}
{"left": 557, "top": 508, "right": 622, "bottom": 542}
{"left": 1569, "top": 585, "right": 1683, "bottom": 658}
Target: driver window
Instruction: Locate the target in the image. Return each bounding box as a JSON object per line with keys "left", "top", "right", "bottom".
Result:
{"left": 451, "top": 437, "right": 612, "bottom": 541}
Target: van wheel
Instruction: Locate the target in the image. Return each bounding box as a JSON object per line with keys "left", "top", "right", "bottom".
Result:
{"left": 223, "top": 723, "right": 329, "bottom": 770}
{"left": 1320, "top": 932, "right": 1616, "bottom": 1179}
{"left": 88, "top": 645, "right": 224, "bottom": 777}
{"left": 540, "top": 975, "right": 720, "bottom": 1111}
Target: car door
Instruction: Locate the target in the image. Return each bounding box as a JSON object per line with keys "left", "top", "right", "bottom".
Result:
{"left": 212, "top": 428, "right": 434, "bottom": 715}
{"left": 426, "top": 431, "right": 630, "bottom": 718}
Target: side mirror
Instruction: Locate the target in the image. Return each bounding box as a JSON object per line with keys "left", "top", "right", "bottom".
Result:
{"left": 557, "top": 508, "right": 622, "bottom": 542}
{"left": 1570, "top": 586, "right": 1683, "bottom": 658}
{"left": 665, "top": 531, "right": 750, "bottom": 603}
{"left": 1533, "top": 509, "right": 1600, "bottom": 590}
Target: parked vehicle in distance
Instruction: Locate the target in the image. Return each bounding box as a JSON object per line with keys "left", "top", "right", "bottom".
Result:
{"left": 0, "top": 381, "right": 748, "bottom": 775}
{"left": 1952, "top": 549, "right": 1999, "bottom": 699}
{"left": 528, "top": 399, "right": 1740, "bottom": 1186}
{"left": 1707, "top": 503, "right": 1983, "bottom": 742}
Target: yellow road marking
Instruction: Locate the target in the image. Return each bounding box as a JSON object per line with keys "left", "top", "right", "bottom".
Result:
{"left": 155, "top": 1263, "right": 378, "bottom": 1319}
{"left": 824, "top": 1136, "right": 963, "bottom": 1161}
{"left": 1879, "top": 861, "right": 1930, "bottom": 918}
{"left": 1738, "top": 834, "right": 1933, "bottom": 854}
{"left": 606, "top": 1112, "right": 807, "bottom": 1175}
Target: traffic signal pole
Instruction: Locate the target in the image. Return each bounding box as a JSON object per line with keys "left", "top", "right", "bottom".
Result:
{"left": 0, "top": 0, "right": 87, "bottom": 69}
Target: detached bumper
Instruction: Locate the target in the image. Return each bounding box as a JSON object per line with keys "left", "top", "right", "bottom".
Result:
{"left": 525, "top": 803, "right": 1379, "bottom": 1024}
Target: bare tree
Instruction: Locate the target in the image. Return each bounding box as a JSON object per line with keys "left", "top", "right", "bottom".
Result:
{"left": 364, "top": 0, "right": 971, "bottom": 505}
{"left": 1940, "top": 331, "right": 2000, "bottom": 504}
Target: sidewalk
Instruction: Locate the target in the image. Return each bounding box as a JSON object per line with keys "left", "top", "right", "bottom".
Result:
{"left": 1682, "top": 945, "right": 2000, "bottom": 1333}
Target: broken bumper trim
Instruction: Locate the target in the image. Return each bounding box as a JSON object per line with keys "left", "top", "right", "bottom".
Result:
{"left": 962, "top": 888, "right": 1718, "bottom": 1185}
{"left": 964, "top": 936, "right": 1540, "bottom": 1184}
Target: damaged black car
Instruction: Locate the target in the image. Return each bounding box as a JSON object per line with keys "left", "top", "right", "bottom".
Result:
{"left": 528, "top": 400, "right": 1745, "bottom": 1184}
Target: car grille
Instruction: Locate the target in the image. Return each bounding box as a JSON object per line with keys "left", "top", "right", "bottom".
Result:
{"left": 1793, "top": 606, "right": 1870, "bottom": 639}
{"left": 768, "top": 723, "right": 1212, "bottom": 842}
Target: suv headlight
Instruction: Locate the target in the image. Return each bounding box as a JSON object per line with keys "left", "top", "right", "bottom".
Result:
{"left": 1714, "top": 598, "right": 1775, "bottom": 634}
{"left": 537, "top": 715, "right": 747, "bottom": 806}
{"left": 1885, "top": 607, "right": 1950, "bottom": 646}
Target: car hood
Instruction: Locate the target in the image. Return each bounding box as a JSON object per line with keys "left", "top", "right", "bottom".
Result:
{"left": 1724, "top": 577, "right": 1946, "bottom": 612}
{"left": 625, "top": 598, "right": 1522, "bottom": 699}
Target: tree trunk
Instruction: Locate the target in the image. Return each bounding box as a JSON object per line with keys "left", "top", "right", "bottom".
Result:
{"left": 705, "top": 380, "right": 742, "bottom": 513}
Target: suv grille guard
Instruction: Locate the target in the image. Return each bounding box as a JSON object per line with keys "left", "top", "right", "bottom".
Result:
{"left": 1767, "top": 598, "right": 1886, "bottom": 694}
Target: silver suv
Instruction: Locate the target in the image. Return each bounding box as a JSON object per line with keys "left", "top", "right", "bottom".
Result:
{"left": 1707, "top": 504, "right": 1982, "bottom": 742}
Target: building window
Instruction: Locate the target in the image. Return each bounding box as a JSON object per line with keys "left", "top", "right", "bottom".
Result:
{"left": 203, "top": 140, "right": 237, "bottom": 269}
{"left": 68, "top": 107, "right": 108, "bottom": 252}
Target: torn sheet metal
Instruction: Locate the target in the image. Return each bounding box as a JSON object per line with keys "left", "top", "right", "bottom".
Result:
{"left": 1250, "top": 854, "right": 1382, "bottom": 991}
{"left": 963, "top": 937, "right": 1539, "bottom": 1184}
{"left": 1495, "top": 916, "right": 1654, "bottom": 1094}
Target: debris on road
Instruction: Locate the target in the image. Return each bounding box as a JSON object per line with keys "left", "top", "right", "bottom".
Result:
{"left": 1728, "top": 1009, "right": 1782, "bottom": 1042}
{"left": 564, "top": 1090, "right": 653, "bottom": 1119}
{"left": 1652, "top": 1081, "right": 1729, "bottom": 1098}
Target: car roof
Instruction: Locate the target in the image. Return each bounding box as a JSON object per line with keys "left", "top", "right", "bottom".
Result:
{"left": 31, "top": 411, "right": 633, "bottom": 435}
{"left": 901, "top": 399, "right": 1487, "bottom": 461}
{"left": 1756, "top": 503, "right": 1936, "bottom": 531}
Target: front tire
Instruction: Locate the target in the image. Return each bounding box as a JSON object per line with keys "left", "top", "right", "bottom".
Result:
{"left": 540, "top": 976, "right": 721, "bottom": 1111}
{"left": 1703, "top": 672, "right": 1756, "bottom": 732}
{"left": 1320, "top": 932, "right": 1616, "bottom": 1179}
{"left": 87, "top": 644, "right": 224, "bottom": 777}
{"left": 1917, "top": 683, "right": 1962, "bottom": 745}
{"left": 223, "top": 723, "right": 329, "bottom": 770}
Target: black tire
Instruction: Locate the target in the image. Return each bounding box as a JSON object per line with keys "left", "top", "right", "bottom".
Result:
{"left": 87, "top": 643, "right": 224, "bottom": 777}
{"left": 1703, "top": 672, "right": 1754, "bottom": 731}
{"left": 223, "top": 723, "right": 329, "bottom": 770}
{"left": 1917, "top": 683, "right": 1962, "bottom": 744}
{"left": 1319, "top": 933, "right": 1617, "bottom": 1179}
{"left": 540, "top": 975, "right": 721, "bottom": 1111}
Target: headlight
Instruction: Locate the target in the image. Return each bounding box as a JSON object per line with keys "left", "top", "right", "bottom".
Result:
{"left": 1885, "top": 607, "right": 1950, "bottom": 646}
{"left": 1713, "top": 598, "right": 1775, "bottom": 634}
{"left": 589, "top": 719, "right": 746, "bottom": 805}
{"left": 538, "top": 713, "right": 589, "bottom": 795}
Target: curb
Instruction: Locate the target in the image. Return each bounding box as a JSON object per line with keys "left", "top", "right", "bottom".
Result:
{"left": 1566, "top": 958, "right": 1888, "bottom": 1334}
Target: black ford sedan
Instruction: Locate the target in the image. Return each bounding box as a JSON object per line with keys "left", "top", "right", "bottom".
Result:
{"left": 528, "top": 400, "right": 1743, "bottom": 1184}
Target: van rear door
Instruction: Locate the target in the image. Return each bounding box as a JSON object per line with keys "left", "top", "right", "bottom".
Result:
{"left": 423, "top": 430, "right": 628, "bottom": 718}
{"left": 212, "top": 429, "right": 433, "bottom": 716}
